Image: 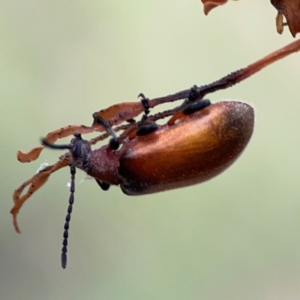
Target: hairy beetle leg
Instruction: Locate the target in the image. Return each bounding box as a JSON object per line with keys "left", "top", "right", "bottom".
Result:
{"left": 138, "top": 93, "right": 150, "bottom": 115}
{"left": 95, "top": 179, "right": 110, "bottom": 191}
{"left": 188, "top": 85, "right": 199, "bottom": 102}
{"left": 136, "top": 122, "right": 158, "bottom": 136}
{"left": 133, "top": 93, "right": 159, "bottom": 136}
{"left": 168, "top": 99, "right": 211, "bottom": 126}
{"left": 183, "top": 99, "right": 211, "bottom": 115}
{"left": 93, "top": 114, "right": 120, "bottom": 150}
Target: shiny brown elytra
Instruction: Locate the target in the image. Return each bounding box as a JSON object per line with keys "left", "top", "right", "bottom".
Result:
{"left": 11, "top": 39, "right": 300, "bottom": 268}
{"left": 103, "top": 101, "right": 254, "bottom": 195}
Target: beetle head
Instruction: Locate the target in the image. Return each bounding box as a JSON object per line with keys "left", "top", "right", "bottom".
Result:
{"left": 42, "top": 133, "right": 92, "bottom": 172}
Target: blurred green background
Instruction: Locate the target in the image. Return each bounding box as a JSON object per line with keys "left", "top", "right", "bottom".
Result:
{"left": 1, "top": 1, "right": 300, "bottom": 299}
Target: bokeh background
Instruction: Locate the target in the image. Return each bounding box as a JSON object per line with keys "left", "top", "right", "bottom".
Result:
{"left": 1, "top": 0, "right": 300, "bottom": 299}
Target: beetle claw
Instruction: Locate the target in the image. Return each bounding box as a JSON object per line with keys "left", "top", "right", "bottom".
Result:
{"left": 138, "top": 93, "right": 150, "bottom": 115}
{"left": 188, "top": 85, "right": 199, "bottom": 101}
{"left": 137, "top": 93, "right": 146, "bottom": 99}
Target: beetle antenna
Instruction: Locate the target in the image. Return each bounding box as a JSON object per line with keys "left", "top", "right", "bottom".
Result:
{"left": 41, "top": 138, "right": 73, "bottom": 150}
{"left": 61, "top": 164, "right": 76, "bottom": 269}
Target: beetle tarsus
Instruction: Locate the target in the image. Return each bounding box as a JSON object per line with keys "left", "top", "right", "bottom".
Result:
{"left": 188, "top": 85, "right": 199, "bottom": 102}
{"left": 135, "top": 105, "right": 158, "bottom": 136}
{"left": 96, "top": 179, "right": 110, "bottom": 191}
{"left": 93, "top": 115, "right": 120, "bottom": 150}
{"left": 136, "top": 122, "right": 158, "bottom": 136}
{"left": 138, "top": 93, "right": 150, "bottom": 115}
{"left": 197, "top": 69, "right": 244, "bottom": 99}
{"left": 183, "top": 99, "right": 211, "bottom": 115}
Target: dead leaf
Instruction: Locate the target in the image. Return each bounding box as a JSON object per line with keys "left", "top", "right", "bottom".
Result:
{"left": 271, "top": 0, "right": 300, "bottom": 37}
{"left": 201, "top": 0, "right": 229, "bottom": 15}
{"left": 200, "top": 0, "right": 300, "bottom": 37}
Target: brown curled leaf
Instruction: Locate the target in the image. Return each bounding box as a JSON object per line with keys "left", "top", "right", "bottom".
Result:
{"left": 17, "top": 146, "right": 44, "bottom": 163}
{"left": 17, "top": 125, "right": 95, "bottom": 163}
{"left": 271, "top": 0, "right": 300, "bottom": 37}
{"left": 17, "top": 102, "right": 145, "bottom": 164}
{"left": 201, "top": 0, "right": 229, "bottom": 15}
{"left": 11, "top": 155, "right": 70, "bottom": 233}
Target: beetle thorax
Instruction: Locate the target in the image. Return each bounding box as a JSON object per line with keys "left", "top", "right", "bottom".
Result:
{"left": 86, "top": 146, "right": 120, "bottom": 185}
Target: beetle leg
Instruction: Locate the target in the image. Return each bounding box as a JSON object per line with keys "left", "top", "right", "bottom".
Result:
{"left": 188, "top": 85, "right": 199, "bottom": 102}
{"left": 95, "top": 179, "right": 110, "bottom": 191}
{"left": 168, "top": 99, "right": 211, "bottom": 125}
{"left": 136, "top": 121, "right": 158, "bottom": 136}
{"left": 138, "top": 93, "right": 151, "bottom": 116}
{"left": 128, "top": 117, "right": 159, "bottom": 139}
{"left": 88, "top": 122, "right": 135, "bottom": 147}
{"left": 187, "top": 69, "right": 245, "bottom": 103}
{"left": 183, "top": 99, "right": 211, "bottom": 115}
{"left": 150, "top": 39, "right": 300, "bottom": 107}
{"left": 93, "top": 114, "right": 120, "bottom": 150}
{"left": 120, "top": 93, "right": 157, "bottom": 137}
{"left": 187, "top": 39, "right": 300, "bottom": 102}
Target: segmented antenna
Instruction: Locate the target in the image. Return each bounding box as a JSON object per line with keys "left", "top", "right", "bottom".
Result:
{"left": 61, "top": 164, "right": 76, "bottom": 269}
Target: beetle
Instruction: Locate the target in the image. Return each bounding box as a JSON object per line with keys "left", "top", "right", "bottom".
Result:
{"left": 43, "top": 100, "right": 254, "bottom": 196}
{"left": 11, "top": 38, "right": 300, "bottom": 268}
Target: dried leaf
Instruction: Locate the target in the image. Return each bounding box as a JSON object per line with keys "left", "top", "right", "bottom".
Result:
{"left": 200, "top": 0, "right": 300, "bottom": 37}
{"left": 271, "top": 0, "right": 300, "bottom": 37}
{"left": 201, "top": 0, "right": 228, "bottom": 15}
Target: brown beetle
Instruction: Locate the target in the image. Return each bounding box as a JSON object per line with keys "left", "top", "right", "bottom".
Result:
{"left": 90, "top": 101, "right": 254, "bottom": 195}
{"left": 11, "top": 39, "right": 300, "bottom": 268}
{"left": 43, "top": 100, "right": 254, "bottom": 195}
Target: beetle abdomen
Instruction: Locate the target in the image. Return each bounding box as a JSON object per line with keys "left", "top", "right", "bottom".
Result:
{"left": 119, "top": 101, "right": 254, "bottom": 195}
